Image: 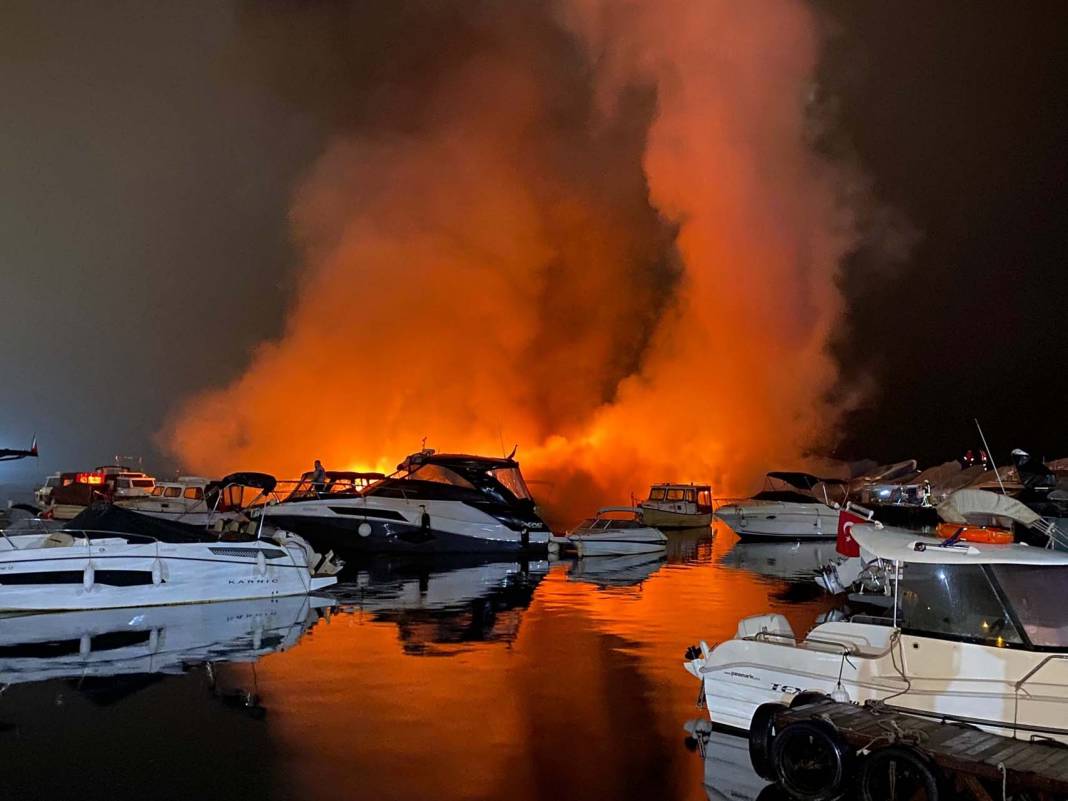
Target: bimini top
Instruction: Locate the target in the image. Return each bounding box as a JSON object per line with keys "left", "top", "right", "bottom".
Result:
{"left": 852, "top": 525, "right": 1068, "bottom": 566}
{"left": 766, "top": 471, "right": 848, "bottom": 490}
{"left": 398, "top": 451, "right": 520, "bottom": 472}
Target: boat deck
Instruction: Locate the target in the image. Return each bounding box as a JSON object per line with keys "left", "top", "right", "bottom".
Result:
{"left": 776, "top": 699, "right": 1068, "bottom": 798}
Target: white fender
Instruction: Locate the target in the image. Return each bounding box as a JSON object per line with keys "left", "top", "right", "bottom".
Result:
{"left": 151, "top": 558, "right": 163, "bottom": 585}
{"left": 256, "top": 550, "right": 267, "bottom": 575}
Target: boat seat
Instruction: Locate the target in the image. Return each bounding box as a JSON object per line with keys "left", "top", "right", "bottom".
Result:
{"left": 803, "top": 622, "right": 894, "bottom": 657}
{"left": 736, "top": 613, "right": 795, "bottom": 644}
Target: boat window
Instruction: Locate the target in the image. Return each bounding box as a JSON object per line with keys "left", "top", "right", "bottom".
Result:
{"left": 899, "top": 564, "right": 1022, "bottom": 646}
{"left": 164, "top": 486, "right": 182, "bottom": 498}
{"left": 684, "top": 489, "right": 696, "bottom": 502}
{"left": 408, "top": 464, "right": 476, "bottom": 490}
{"left": 132, "top": 478, "right": 154, "bottom": 488}
{"left": 648, "top": 488, "right": 667, "bottom": 501}
{"left": 150, "top": 486, "right": 164, "bottom": 496}
{"left": 116, "top": 479, "right": 131, "bottom": 488}
{"left": 697, "top": 490, "right": 712, "bottom": 507}
{"left": 666, "top": 489, "right": 685, "bottom": 501}
{"left": 183, "top": 487, "right": 204, "bottom": 501}
{"left": 490, "top": 466, "right": 533, "bottom": 501}
{"left": 991, "top": 565, "right": 1068, "bottom": 649}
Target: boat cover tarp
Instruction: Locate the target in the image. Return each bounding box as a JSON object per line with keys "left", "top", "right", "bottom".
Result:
{"left": 66, "top": 504, "right": 221, "bottom": 543}
{"left": 911, "top": 460, "right": 963, "bottom": 488}
{"left": 937, "top": 489, "right": 1042, "bottom": 528}
{"left": 766, "top": 472, "right": 847, "bottom": 490}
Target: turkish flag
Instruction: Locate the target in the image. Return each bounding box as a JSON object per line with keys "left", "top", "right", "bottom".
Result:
{"left": 836, "top": 508, "right": 866, "bottom": 557}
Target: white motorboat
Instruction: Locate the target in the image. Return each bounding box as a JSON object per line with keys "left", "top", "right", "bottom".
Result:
{"left": 684, "top": 525, "right": 1068, "bottom": 743}
{"left": 118, "top": 475, "right": 215, "bottom": 525}
{"left": 639, "top": 483, "right": 714, "bottom": 529}
{"left": 255, "top": 450, "right": 552, "bottom": 555}
{"left": 714, "top": 472, "right": 844, "bottom": 540}
{"left": 0, "top": 593, "right": 332, "bottom": 687}
{"left": 567, "top": 507, "right": 668, "bottom": 556}
{"left": 0, "top": 504, "right": 340, "bottom": 611}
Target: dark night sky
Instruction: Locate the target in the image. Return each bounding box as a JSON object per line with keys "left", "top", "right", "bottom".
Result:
{"left": 1, "top": 1, "right": 1066, "bottom": 487}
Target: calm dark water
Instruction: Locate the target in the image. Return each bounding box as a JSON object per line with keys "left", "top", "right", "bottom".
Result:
{"left": 0, "top": 524, "right": 842, "bottom": 801}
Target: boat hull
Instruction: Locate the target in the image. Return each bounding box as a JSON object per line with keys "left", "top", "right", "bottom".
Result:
{"left": 639, "top": 506, "right": 712, "bottom": 529}
{"left": 570, "top": 538, "right": 667, "bottom": 557}
{"left": 685, "top": 620, "right": 1068, "bottom": 744}
{"left": 0, "top": 539, "right": 335, "bottom": 611}
{"left": 260, "top": 510, "right": 550, "bottom": 556}
{"left": 715, "top": 501, "right": 837, "bottom": 540}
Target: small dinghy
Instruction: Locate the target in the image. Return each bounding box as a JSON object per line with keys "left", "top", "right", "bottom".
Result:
{"left": 567, "top": 507, "right": 667, "bottom": 557}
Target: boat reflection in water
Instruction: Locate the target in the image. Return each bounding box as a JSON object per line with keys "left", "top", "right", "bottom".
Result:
{"left": 326, "top": 556, "right": 548, "bottom": 654}
{"left": 568, "top": 553, "right": 666, "bottom": 588}
{"left": 0, "top": 594, "right": 333, "bottom": 689}
{"left": 684, "top": 719, "right": 779, "bottom": 801}
{"left": 718, "top": 539, "right": 845, "bottom": 582}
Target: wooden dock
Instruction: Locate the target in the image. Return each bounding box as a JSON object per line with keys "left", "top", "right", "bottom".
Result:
{"left": 771, "top": 699, "right": 1068, "bottom": 800}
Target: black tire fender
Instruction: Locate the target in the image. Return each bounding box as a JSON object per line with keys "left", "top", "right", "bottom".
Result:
{"left": 858, "top": 745, "right": 941, "bottom": 801}
{"left": 771, "top": 719, "right": 853, "bottom": 801}
{"left": 790, "top": 691, "right": 829, "bottom": 709}
{"left": 749, "top": 702, "right": 788, "bottom": 779}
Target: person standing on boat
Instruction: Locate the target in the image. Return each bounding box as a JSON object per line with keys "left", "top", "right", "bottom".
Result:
{"left": 310, "top": 459, "right": 327, "bottom": 495}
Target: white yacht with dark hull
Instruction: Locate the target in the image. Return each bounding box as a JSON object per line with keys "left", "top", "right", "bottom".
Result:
{"left": 714, "top": 472, "right": 844, "bottom": 540}
{"left": 685, "top": 525, "right": 1068, "bottom": 744}
{"left": 255, "top": 451, "right": 552, "bottom": 555}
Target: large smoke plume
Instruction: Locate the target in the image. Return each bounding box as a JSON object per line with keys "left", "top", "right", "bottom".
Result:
{"left": 164, "top": 0, "right": 856, "bottom": 519}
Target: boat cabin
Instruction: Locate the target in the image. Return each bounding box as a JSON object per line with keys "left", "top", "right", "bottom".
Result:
{"left": 853, "top": 527, "right": 1068, "bottom": 652}
{"left": 643, "top": 484, "right": 713, "bottom": 512}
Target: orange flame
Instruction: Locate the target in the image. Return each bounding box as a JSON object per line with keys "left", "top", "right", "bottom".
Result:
{"left": 163, "top": 0, "right": 854, "bottom": 521}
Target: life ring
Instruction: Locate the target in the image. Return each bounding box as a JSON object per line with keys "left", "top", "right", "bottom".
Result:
{"left": 936, "top": 522, "right": 1013, "bottom": 544}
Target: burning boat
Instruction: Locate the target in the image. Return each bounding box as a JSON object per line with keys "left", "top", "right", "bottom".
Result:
{"left": 254, "top": 450, "right": 551, "bottom": 555}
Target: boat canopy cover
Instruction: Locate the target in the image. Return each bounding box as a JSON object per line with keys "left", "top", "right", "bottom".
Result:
{"left": 851, "top": 525, "right": 1068, "bottom": 566}
{"left": 937, "top": 489, "right": 1042, "bottom": 527}
{"left": 207, "top": 472, "right": 277, "bottom": 495}
{"left": 65, "top": 504, "right": 220, "bottom": 543}
{"left": 766, "top": 471, "right": 847, "bottom": 490}
{"left": 910, "top": 460, "right": 962, "bottom": 487}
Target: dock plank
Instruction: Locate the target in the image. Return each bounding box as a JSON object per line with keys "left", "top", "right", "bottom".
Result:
{"left": 773, "top": 701, "right": 1068, "bottom": 796}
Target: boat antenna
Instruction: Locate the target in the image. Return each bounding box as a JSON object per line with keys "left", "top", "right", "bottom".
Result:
{"left": 974, "top": 418, "right": 1006, "bottom": 493}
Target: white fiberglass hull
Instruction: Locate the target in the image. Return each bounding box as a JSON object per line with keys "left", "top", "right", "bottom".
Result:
{"left": 259, "top": 496, "right": 551, "bottom": 554}
{"left": 684, "top": 619, "right": 1068, "bottom": 744}
{"left": 715, "top": 501, "right": 837, "bottom": 540}
{"left": 569, "top": 527, "right": 668, "bottom": 557}
{"left": 0, "top": 535, "right": 336, "bottom": 611}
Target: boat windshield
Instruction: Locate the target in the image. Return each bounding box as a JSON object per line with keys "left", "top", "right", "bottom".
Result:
{"left": 648, "top": 487, "right": 667, "bottom": 501}
{"left": 408, "top": 463, "right": 477, "bottom": 490}
{"left": 991, "top": 565, "right": 1068, "bottom": 649}
{"left": 899, "top": 563, "right": 1023, "bottom": 647}
{"left": 490, "top": 466, "right": 533, "bottom": 501}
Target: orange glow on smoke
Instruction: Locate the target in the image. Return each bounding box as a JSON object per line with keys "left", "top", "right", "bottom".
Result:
{"left": 164, "top": 0, "right": 854, "bottom": 519}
